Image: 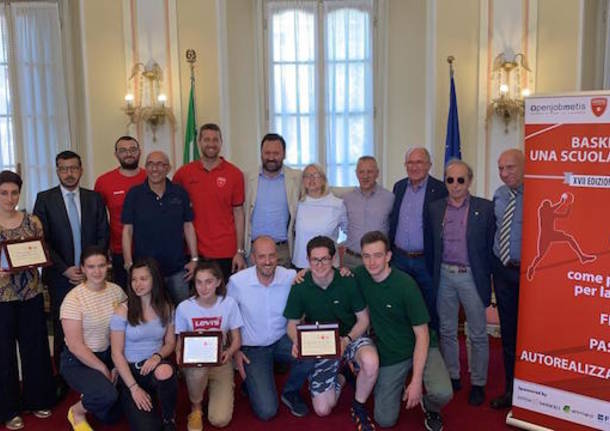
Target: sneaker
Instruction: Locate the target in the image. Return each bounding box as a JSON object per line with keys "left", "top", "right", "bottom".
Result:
{"left": 350, "top": 402, "right": 376, "bottom": 431}
{"left": 468, "top": 385, "right": 485, "bottom": 406}
{"left": 281, "top": 391, "right": 309, "bottom": 417}
{"left": 187, "top": 410, "right": 203, "bottom": 431}
{"left": 5, "top": 416, "right": 24, "bottom": 431}
{"left": 420, "top": 401, "right": 443, "bottom": 431}
{"left": 33, "top": 409, "right": 52, "bottom": 419}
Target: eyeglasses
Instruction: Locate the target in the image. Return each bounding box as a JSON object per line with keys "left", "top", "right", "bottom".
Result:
{"left": 117, "top": 147, "right": 139, "bottom": 155}
{"left": 446, "top": 177, "right": 466, "bottom": 184}
{"left": 406, "top": 160, "right": 428, "bottom": 166}
{"left": 145, "top": 161, "right": 169, "bottom": 170}
{"left": 57, "top": 166, "right": 81, "bottom": 173}
{"left": 303, "top": 173, "right": 322, "bottom": 180}
{"left": 309, "top": 256, "right": 332, "bottom": 265}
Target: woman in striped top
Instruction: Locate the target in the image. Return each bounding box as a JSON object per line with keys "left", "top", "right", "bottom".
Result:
{"left": 60, "top": 246, "right": 127, "bottom": 431}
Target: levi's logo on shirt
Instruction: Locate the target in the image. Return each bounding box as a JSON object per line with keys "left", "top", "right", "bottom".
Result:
{"left": 192, "top": 316, "right": 222, "bottom": 331}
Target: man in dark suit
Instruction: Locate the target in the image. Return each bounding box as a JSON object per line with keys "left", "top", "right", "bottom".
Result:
{"left": 424, "top": 159, "right": 495, "bottom": 407}
{"left": 388, "top": 147, "right": 447, "bottom": 330}
{"left": 490, "top": 149, "right": 524, "bottom": 409}
{"left": 33, "top": 151, "right": 109, "bottom": 388}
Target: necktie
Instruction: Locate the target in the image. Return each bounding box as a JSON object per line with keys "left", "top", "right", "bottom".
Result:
{"left": 66, "top": 192, "right": 81, "bottom": 265}
{"left": 498, "top": 188, "right": 517, "bottom": 265}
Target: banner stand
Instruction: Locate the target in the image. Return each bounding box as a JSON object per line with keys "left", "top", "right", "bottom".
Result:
{"left": 507, "top": 411, "right": 554, "bottom": 431}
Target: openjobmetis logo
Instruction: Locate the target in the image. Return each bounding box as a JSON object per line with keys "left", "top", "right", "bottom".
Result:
{"left": 591, "top": 97, "right": 607, "bottom": 117}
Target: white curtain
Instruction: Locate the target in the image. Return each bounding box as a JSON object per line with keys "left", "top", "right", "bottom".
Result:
{"left": 266, "top": 0, "right": 318, "bottom": 170}
{"left": 323, "top": 0, "right": 373, "bottom": 186}
{"left": 265, "top": 0, "right": 375, "bottom": 186}
{"left": 8, "top": 2, "right": 70, "bottom": 209}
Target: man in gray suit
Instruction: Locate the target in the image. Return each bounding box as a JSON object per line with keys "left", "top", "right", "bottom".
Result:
{"left": 424, "top": 159, "right": 495, "bottom": 407}
{"left": 244, "top": 133, "right": 301, "bottom": 267}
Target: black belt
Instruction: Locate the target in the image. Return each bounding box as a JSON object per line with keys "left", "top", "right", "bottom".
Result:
{"left": 395, "top": 247, "right": 424, "bottom": 258}
{"left": 442, "top": 263, "right": 470, "bottom": 273}
{"left": 344, "top": 248, "right": 361, "bottom": 258}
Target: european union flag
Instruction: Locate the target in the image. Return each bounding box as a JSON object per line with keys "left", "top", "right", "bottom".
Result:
{"left": 444, "top": 71, "right": 461, "bottom": 164}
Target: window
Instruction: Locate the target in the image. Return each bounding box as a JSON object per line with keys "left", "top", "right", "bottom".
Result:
{"left": 0, "top": 2, "right": 70, "bottom": 210}
{"left": 264, "top": 0, "right": 376, "bottom": 186}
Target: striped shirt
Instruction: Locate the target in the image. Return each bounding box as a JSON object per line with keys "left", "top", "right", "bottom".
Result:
{"left": 60, "top": 282, "right": 127, "bottom": 352}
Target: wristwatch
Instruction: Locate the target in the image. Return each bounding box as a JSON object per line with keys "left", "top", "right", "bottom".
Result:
{"left": 123, "top": 261, "right": 133, "bottom": 271}
{"left": 237, "top": 248, "right": 246, "bottom": 256}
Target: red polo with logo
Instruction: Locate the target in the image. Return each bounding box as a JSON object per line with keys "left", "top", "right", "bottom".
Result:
{"left": 94, "top": 168, "right": 147, "bottom": 254}
{"left": 173, "top": 158, "right": 244, "bottom": 259}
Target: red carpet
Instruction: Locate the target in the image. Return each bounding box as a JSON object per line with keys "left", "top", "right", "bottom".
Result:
{"left": 11, "top": 337, "right": 517, "bottom": 430}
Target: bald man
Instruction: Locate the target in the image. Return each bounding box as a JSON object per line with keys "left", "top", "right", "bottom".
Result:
{"left": 227, "top": 236, "right": 312, "bottom": 420}
{"left": 490, "top": 149, "right": 524, "bottom": 409}
{"left": 121, "top": 151, "right": 199, "bottom": 304}
{"left": 388, "top": 147, "right": 447, "bottom": 331}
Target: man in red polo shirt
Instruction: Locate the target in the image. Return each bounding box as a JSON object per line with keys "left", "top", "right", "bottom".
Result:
{"left": 94, "top": 135, "right": 146, "bottom": 288}
{"left": 173, "top": 123, "right": 246, "bottom": 280}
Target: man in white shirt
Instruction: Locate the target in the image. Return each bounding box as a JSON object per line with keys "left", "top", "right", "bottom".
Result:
{"left": 227, "top": 236, "right": 312, "bottom": 420}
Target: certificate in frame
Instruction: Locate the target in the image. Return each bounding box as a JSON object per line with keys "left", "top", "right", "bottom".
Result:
{"left": 297, "top": 322, "right": 340, "bottom": 359}
{"left": 0, "top": 238, "right": 51, "bottom": 273}
{"left": 179, "top": 331, "right": 222, "bottom": 367}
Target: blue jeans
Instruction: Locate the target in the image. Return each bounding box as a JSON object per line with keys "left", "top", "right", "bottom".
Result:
{"left": 391, "top": 251, "right": 439, "bottom": 331}
{"left": 241, "top": 334, "right": 314, "bottom": 421}
{"left": 60, "top": 348, "right": 121, "bottom": 424}
{"left": 437, "top": 265, "right": 489, "bottom": 386}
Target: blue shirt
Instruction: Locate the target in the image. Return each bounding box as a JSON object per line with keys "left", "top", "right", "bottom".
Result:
{"left": 121, "top": 179, "right": 193, "bottom": 276}
{"left": 227, "top": 265, "right": 296, "bottom": 347}
{"left": 493, "top": 184, "right": 523, "bottom": 262}
{"left": 110, "top": 313, "right": 167, "bottom": 363}
{"left": 251, "top": 170, "right": 290, "bottom": 242}
{"left": 394, "top": 176, "right": 428, "bottom": 252}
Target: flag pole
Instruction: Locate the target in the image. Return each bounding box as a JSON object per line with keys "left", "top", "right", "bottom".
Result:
{"left": 186, "top": 49, "right": 197, "bottom": 120}
{"left": 183, "top": 49, "right": 200, "bottom": 164}
{"left": 447, "top": 55, "right": 455, "bottom": 77}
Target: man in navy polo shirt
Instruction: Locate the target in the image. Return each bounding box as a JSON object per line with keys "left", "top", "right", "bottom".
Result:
{"left": 122, "top": 151, "right": 199, "bottom": 304}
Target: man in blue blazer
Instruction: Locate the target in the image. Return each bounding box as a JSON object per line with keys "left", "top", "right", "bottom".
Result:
{"left": 388, "top": 147, "right": 447, "bottom": 331}
{"left": 424, "top": 159, "right": 495, "bottom": 407}
{"left": 33, "top": 151, "right": 109, "bottom": 384}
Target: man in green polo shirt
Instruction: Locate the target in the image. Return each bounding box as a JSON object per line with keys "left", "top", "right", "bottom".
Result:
{"left": 284, "top": 236, "right": 378, "bottom": 431}
{"left": 355, "top": 230, "right": 452, "bottom": 431}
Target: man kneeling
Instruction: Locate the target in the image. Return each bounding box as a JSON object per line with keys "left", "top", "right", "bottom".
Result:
{"left": 284, "top": 236, "right": 379, "bottom": 430}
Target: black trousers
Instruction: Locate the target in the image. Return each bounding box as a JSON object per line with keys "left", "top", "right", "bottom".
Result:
{"left": 0, "top": 294, "right": 56, "bottom": 422}
{"left": 49, "top": 282, "right": 72, "bottom": 372}
{"left": 492, "top": 255, "right": 520, "bottom": 393}
{"left": 111, "top": 253, "right": 128, "bottom": 290}
{"left": 119, "top": 361, "right": 178, "bottom": 431}
{"left": 202, "top": 257, "right": 233, "bottom": 283}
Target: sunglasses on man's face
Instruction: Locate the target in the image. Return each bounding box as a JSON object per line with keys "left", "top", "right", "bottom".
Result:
{"left": 446, "top": 177, "right": 466, "bottom": 184}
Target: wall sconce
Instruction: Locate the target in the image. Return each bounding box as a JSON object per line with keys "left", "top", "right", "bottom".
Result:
{"left": 123, "top": 59, "right": 175, "bottom": 140}
{"left": 488, "top": 52, "right": 531, "bottom": 133}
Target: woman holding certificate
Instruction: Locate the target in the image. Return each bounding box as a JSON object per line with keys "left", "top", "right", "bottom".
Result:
{"left": 291, "top": 164, "right": 347, "bottom": 270}
{"left": 175, "top": 261, "right": 243, "bottom": 431}
{"left": 0, "top": 170, "right": 55, "bottom": 430}
{"left": 110, "top": 258, "right": 178, "bottom": 431}
{"left": 60, "top": 246, "right": 127, "bottom": 431}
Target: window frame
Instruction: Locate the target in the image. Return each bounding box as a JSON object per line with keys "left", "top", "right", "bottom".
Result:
{"left": 262, "top": 0, "right": 381, "bottom": 186}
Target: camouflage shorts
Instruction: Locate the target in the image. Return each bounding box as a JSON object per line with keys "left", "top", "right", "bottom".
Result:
{"left": 308, "top": 336, "right": 374, "bottom": 397}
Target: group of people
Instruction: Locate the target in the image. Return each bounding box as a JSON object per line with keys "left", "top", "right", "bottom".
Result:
{"left": 0, "top": 122, "right": 525, "bottom": 431}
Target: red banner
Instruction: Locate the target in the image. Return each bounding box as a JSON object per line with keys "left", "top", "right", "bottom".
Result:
{"left": 511, "top": 93, "right": 610, "bottom": 430}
